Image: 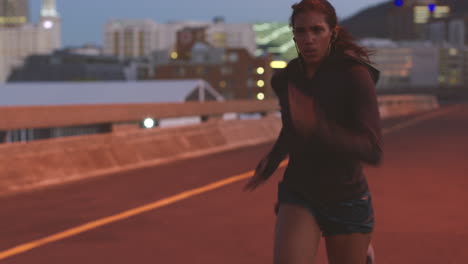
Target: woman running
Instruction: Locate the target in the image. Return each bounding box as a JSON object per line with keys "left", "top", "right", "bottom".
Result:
{"left": 244, "top": 1, "right": 382, "bottom": 263}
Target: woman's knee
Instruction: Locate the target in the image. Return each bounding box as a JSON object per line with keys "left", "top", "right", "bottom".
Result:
{"left": 324, "top": 232, "right": 372, "bottom": 264}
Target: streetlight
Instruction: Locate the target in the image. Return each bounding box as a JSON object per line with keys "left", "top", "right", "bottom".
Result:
{"left": 143, "top": 118, "right": 155, "bottom": 129}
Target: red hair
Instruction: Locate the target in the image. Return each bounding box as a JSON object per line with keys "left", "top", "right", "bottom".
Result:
{"left": 290, "top": 0, "right": 373, "bottom": 63}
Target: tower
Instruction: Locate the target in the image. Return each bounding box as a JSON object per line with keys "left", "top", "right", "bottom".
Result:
{"left": 38, "top": 0, "right": 61, "bottom": 50}
{"left": 0, "top": 0, "right": 62, "bottom": 82}
{"left": 41, "top": 0, "right": 58, "bottom": 18}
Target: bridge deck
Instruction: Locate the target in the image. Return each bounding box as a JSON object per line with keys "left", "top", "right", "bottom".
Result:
{"left": 1, "top": 105, "right": 467, "bottom": 263}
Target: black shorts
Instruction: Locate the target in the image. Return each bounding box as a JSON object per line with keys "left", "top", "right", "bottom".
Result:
{"left": 275, "top": 182, "right": 374, "bottom": 237}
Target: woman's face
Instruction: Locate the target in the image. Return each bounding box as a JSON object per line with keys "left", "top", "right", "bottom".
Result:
{"left": 293, "top": 10, "right": 334, "bottom": 66}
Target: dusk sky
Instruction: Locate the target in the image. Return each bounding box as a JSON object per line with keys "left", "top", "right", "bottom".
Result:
{"left": 29, "top": 0, "right": 390, "bottom": 47}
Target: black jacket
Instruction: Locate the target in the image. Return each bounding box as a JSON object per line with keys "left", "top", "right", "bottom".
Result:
{"left": 261, "top": 51, "right": 382, "bottom": 203}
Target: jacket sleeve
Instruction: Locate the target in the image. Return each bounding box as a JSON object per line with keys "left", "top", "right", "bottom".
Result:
{"left": 313, "top": 64, "right": 383, "bottom": 165}
{"left": 258, "top": 72, "right": 290, "bottom": 178}
{"left": 260, "top": 127, "right": 289, "bottom": 178}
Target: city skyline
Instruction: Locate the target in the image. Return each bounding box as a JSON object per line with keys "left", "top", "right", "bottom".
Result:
{"left": 28, "top": 0, "right": 390, "bottom": 47}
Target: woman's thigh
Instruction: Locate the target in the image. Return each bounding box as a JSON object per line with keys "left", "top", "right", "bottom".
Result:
{"left": 324, "top": 232, "right": 371, "bottom": 264}
{"left": 274, "top": 203, "right": 322, "bottom": 264}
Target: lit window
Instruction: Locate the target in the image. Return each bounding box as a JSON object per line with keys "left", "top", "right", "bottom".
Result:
{"left": 257, "top": 80, "right": 265, "bottom": 87}
{"left": 449, "top": 48, "right": 458, "bottom": 56}
{"left": 434, "top": 6, "right": 450, "bottom": 19}
{"left": 212, "top": 32, "right": 226, "bottom": 45}
{"left": 270, "top": 61, "right": 287, "bottom": 69}
{"left": 414, "top": 6, "right": 430, "bottom": 24}
{"left": 257, "top": 93, "right": 265, "bottom": 100}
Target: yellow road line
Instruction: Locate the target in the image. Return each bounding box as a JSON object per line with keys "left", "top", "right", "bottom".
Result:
{"left": 0, "top": 170, "right": 259, "bottom": 260}
{"left": 0, "top": 107, "right": 456, "bottom": 260}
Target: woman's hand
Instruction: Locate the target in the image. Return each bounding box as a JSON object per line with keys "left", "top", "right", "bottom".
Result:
{"left": 288, "top": 84, "right": 318, "bottom": 138}
{"left": 243, "top": 156, "right": 270, "bottom": 191}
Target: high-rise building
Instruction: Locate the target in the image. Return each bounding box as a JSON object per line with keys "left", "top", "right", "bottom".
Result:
{"left": 0, "top": 0, "right": 61, "bottom": 82}
{"left": 104, "top": 18, "right": 256, "bottom": 59}
{"left": 427, "top": 19, "right": 447, "bottom": 45}
{"left": 104, "top": 19, "right": 159, "bottom": 59}
{"left": 0, "top": 0, "right": 29, "bottom": 27}
{"left": 361, "top": 38, "right": 439, "bottom": 88}
{"left": 362, "top": 38, "right": 468, "bottom": 88}
{"left": 427, "top": 15, "right": 468, "bottom": 47}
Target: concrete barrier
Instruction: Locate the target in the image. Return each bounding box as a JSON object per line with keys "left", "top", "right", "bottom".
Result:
{"left": 0, "top": 96, "right": 438, "bottom": 197}
{"left": 378, "top": 95, "right": 439, "bottom": 119}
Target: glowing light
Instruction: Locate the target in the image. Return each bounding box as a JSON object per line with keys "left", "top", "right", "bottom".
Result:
{"left": 257, "top": 80, "right": 265, "bottom": 87}
{"left": 428, "top": 4, "right": 436, "bottom": 13}
{"left": 0, "top": 16, "right": 26, "bottom": 24}
{"left": 449, "top": 48, "right": 458, "bottom": 56}
{"left": 394, "top": 0, "right": 404, "bottom": 7}
{"left": 270, "top": 60, "right": 287, "bottom": 69}
{"left": 256, "top": 67, "right": 265, "bottom": 75}
{"left": 143, "top": 118, "right": 155, "bottom": 129}
{"left": 170, "top": 51, "right": 178, "bottom": 59}
{"left": 414, "top": 6, "right": 430, "bottom": 24}
{"left": 42, "top": 20, "right": 53, "bottom": 29}
{"left": 256, "top": 25, "right": 291, "bottom": 45}
{"left": 257, "top": 93, "right": 265, "bottom": 100}
{"left": 434, "top": 6, "right": 450, "bottom": 18}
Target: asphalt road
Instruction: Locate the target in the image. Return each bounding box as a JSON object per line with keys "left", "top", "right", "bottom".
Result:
{"left": 1, "top": 105, "right": 467, "bottom": 263}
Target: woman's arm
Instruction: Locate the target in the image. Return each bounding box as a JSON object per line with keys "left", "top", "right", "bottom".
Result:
{"left": 260, "top": 126, "right": 289, "bottom": 179}
{"left": 244, "top": 126, "right": 288, "bottom": 191}
{"left": 313, "top": 65, "right": 383, "bottom": 165}
{"left": 262, "top": 71, "right": 290, "bottom": 177}
{"left": 244, "top": 73, "right": 290, "bottom": 191}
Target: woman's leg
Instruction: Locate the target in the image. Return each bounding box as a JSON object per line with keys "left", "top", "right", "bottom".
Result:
{"left": 274, "top": 203, "right": 322, "bottom": 264}
{"left": 324, "top": 232, "right": 372, "bottom": 264}
{"left": 367, "top": 243, "right": 375, "bottom": 263}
